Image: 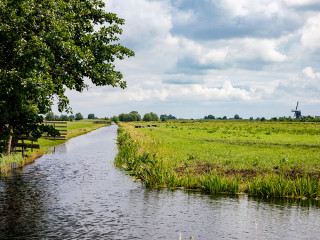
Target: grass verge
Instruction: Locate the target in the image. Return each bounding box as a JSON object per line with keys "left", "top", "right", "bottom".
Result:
{"left": 115, "top": 121, "right": 320, "bottom": 199}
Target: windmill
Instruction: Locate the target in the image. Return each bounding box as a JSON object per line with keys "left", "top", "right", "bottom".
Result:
{"left": 291, "top": 101, "right": 302, "bottom": 119}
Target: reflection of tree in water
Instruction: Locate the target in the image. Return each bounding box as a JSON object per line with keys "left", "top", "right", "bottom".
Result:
{"left": 0, "top": 174, "right": 48, "bottom": 239}
{"left": 249, "top": 195, "right": 320, "bottom": 209}
{"left": 53, "top": 144, "right": 67, "bottom": 154}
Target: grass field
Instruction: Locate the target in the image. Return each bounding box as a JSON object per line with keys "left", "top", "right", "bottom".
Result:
{"left": 115, "top": 120, "right": 320, "bottom": 199}
{"left": 0, "top": 120, "right": 109, "bottom": 174}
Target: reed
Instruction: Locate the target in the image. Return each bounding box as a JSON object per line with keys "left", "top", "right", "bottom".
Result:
{"left": 247, "top": 174, "right": 320, "bottom": 198}
{"left": 201, "top": 174, "right": 240, "bottom": 194}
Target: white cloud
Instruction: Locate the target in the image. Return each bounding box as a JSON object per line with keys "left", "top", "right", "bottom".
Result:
{"left": 303, "top": 67, "right": 320, "bottom": 79}
{"left": 218, "top": 0, "right": 281, "bottom": 18}
{"left": 301, "top": 14, "right": 320, "bottom": 51}
{"left": 108, "top": 0, "right": 172, "bottom": 50}
{"left": 178, "top": 37, "right": 287, "bottom": 68}
{"left": 66, "top": 0, "right": 320, "bottom": 118}
{"left": 234, "top": 38, "right": 288, "bottom": 63}
{"left": 179, "top": 38, "right": 228, "bottom": 66}
{"left": 283, "top": 0, "right": 319, "bottom": 7}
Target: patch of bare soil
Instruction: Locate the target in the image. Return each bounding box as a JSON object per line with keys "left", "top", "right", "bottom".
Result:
{"left": 175, "top": 162, "right": 320, "bottom": 180}
{"left": 174, "top": 162, "right": 259, "bottom": 180}
{"left": 277, "top": 169, "right": 320, "bottom": 180}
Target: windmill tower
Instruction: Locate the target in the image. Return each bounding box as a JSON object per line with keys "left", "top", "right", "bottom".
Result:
{"left": 291, "top": 101, "right": 302, "bottom": 119}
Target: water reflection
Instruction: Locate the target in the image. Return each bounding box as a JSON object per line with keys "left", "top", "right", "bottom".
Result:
{"left": 249, "top": 195, "right": 320, "bottom": 209}
{"left": 0, "top": 173, "right": 48, "bottom": 239}
{"left": 1, "top": 125, "right": 320, "bottom": 239}
{"left": 52, "top": 144, "right": 67, "bottom": 154}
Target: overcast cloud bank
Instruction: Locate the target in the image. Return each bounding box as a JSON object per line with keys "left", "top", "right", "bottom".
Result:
{"left": 68, "top": 0, "right": 320, "bottom": 119}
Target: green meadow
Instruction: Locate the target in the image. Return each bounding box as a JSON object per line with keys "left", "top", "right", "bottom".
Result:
{"left": 115, "top": 120, "right": 320, "bottom": 199}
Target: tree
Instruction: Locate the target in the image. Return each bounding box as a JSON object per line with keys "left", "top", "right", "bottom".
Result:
{"left": 204, "top": 115, "right": 215, "bottom": 119}
{"left": 118, "top": 111, "right": 141, "bottom": 122}
{"left": 150, "top": 112, "right": 159, "bottom": 121}
{"left": 75, "top": 113, "right": 83, "bottom": 121}
{"left": 143, "top": 112, "right": 159, "bottom": 121}
{"left": 143, "top": 113, "right": 152, "bottom": 121}
{"left": 45, "top": 112, "right": 55, "bottom": 121}
{"left": 160, "top": 114, "right": 177, "bottom": 121}
{"left": 168, "top": 114, "right": 177, "bottom": 120}
{"left": 129, "top": 111, "right": 141, "bottom": 121}
{"left": 69, "top": 115, "right": 75, "bottom": 121}
{"left": 60, "top": 115, "right": 69, "bottom": 121}
{"left": 234, "top": 114, "right": 240, "bottom": 119}
{"left": 111, "top": 115, "right": 119, "bottom": 123}
{"left": 0, "top": 0, "right": 134, "bottom": 154}
{"left": 88, "top": 114, "right": 96, "bottom": 119}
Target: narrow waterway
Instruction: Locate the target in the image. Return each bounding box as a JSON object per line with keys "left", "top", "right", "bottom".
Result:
{"left": 0, "top": 125, "right": 319, "bottom": 239}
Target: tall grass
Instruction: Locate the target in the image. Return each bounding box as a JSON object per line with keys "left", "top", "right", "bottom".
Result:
{"left": 247, "top": 175, "right": 320, "bottom": 199}
{"left": 0, "top": 153, "right": 24, "bottom": 174}
{"left": 201, "top": 174, "right": 240, "bottom": 194}
{"left": 0, "top": 153, "right": 24, "bottom": 167}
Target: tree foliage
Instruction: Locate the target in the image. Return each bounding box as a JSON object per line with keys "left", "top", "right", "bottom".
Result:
{"left": 75, "top": 112, "right": 83, "bottom": 121}
{"left": 0, "top": 0, "right": 134, "bottom": 154}
{"left": 111, "top": 115, "right": 119, "bottom": 123}
{"left": 204, "top": 114, "right": 215, "bottom": 120}
{"left": 118, "top": 111, "right": 141, "bottom": 122}
{"left": 45, "top": 111, "right": 55, "bottom": 121}
{"left": 88, "top": 114, "right": 96, "bottom": 119}
{"left": 160, "top": 114, "right": 177, "bottom": 121}
{"left": 143, "top": 112, "right": 159, "bottom": 121}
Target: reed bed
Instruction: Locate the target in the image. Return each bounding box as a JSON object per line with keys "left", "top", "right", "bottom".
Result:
{"left": 247, "top": 174, "right": 320, "bottom": 199}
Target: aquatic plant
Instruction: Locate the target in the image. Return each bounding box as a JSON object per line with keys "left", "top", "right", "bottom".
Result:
{"left": 247, "top": 175, "right": 320, "bottom": 198}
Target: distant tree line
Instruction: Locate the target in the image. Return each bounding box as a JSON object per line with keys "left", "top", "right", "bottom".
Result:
{"left": 203, "top": 114, "right": 242, "bottom": 120}
{"left": 269, "top": 116, "right": 320, "bottom": 122}
{"left": 204, "top": 114, "right": 215, "bottom": 119}
{"left": 160, "top": 114, "right": 177, "bottom": 121}
{"left": 45, "top": 112, "right": 99, "bottom": 121}
{"left": 45, "top": 111, "right": 76, "bottom": 121}
{"left": 112, "top": 111, "right": 177, "bottom": 122}
{"left": 118, "top": 111, "right": 142, "bottom": 122}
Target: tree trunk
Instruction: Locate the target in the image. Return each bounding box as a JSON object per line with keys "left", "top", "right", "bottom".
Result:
{"left": 5, "top": 125, "right": 13, "bottom": 156}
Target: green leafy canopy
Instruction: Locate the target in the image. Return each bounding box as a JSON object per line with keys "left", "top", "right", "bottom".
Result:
{"left": 0, "top": 0, "right": 134, "bottom": 146}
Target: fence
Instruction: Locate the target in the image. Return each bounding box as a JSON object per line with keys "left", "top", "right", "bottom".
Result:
{"left": 0, "top": 134, "right": 40, "bottom": 156}
{"left": 42, "top": 121, "right": 67, "bottom": 140}
{"left": 0, "top": 121, "right": 67, "bottom": 157}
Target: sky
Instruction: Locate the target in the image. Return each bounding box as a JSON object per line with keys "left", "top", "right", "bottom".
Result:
{"left": 66, "top": 0, "right": 320, "bottom": 119}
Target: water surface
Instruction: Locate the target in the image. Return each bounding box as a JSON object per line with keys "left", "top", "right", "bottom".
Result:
{"left": 0, "top": 125, "right": 319, "bottom": 239}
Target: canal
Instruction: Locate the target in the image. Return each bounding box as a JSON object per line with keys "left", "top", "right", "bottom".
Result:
{"left": 0, "top": 125, "right": 319, "bottom": 239}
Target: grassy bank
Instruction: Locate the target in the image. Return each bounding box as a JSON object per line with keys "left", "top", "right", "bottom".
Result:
{"left": 0, "top": 120, "right": 109, "bottom": 174}
{"left": 115, "top": 121, "right": 320, "bottom": 199}
{"left": 37, "top": 120, "right": 109, "bottom": 153}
